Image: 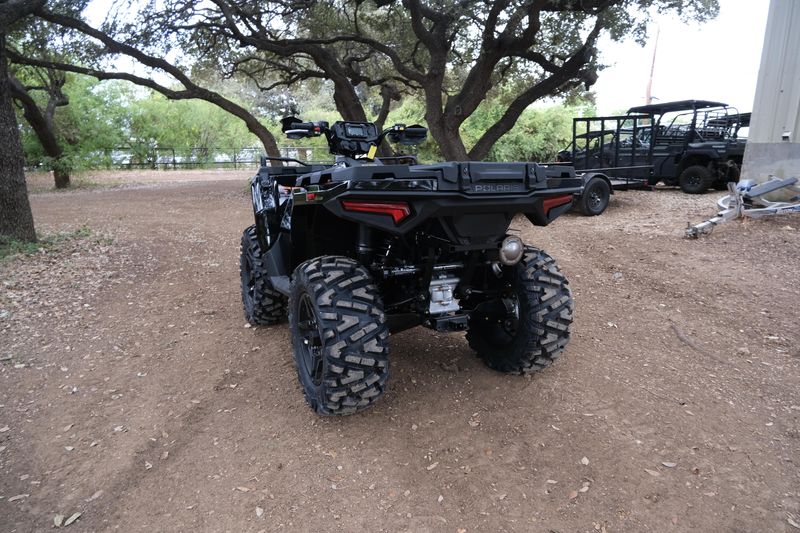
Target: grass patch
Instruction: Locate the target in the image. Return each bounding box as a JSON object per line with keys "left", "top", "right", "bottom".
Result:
{"left": 0, "top": 225, "right": 95, "bottom": 262}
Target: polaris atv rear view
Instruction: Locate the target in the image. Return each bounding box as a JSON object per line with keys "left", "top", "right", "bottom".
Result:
{"left": 240, "top": 117, "right": 581, "bottom": 415}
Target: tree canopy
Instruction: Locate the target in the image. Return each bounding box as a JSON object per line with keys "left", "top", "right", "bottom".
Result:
{"left": 1, "top": 0, "right": 721, "bottom": 241}
{"left": 11, "top": 0, "right": 719, "bottom": 160}
{"left": 118, "top": 0, "right": 718, "bottom": 159}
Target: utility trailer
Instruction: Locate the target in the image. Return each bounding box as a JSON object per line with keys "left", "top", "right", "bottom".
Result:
{"left": 555, "top": 114, "right": 654, "bottom": 216}
{"left": 558, "top": 114, "right": 656, "bottom": 189}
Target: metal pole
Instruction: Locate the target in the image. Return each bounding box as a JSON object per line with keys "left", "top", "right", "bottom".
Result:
{"left": 645, "top": 26, "right": 660, "bottom": 105}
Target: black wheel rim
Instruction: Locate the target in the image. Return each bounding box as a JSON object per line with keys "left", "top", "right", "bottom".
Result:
{"left": 686, "top": 174, "right": 701, "bottom": 187}
{"left": 588, "top": 189, "right": 602, "bottom": 211}
{"left": 297, "top": 293, "right": 324, "bottom": 385}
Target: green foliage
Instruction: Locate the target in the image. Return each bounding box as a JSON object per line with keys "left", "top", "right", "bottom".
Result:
{"left": 385, "top": 96, "right": 596, "bottom": 163}
{"left": 17, "top": 75, "right": 263, "bottom": 169}
{"left": 0, "top": 235, "right": 42, "bottom": 260}
{"left": 19, "top": 77, "right": 132, "bottom": 169}
{"left": 16, "top": 70, "right": 591, "bottom": 167}
{"left": 0, "top": 225, "right": 92, "bottom": 262}
{"left": 124, "top": 92, "right": 257, "bottom": 166}
{"left": 482, "top": 103, "right": 596, "bottom": 162}
{"left": 12, "top": 0, "right": 723, "bottom": 168}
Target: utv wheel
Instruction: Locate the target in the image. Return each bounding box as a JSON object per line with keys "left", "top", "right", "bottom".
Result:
{"left": 466, "top": 247, "right": 573, "bottom": 374}
{"left": 576, "top": 177, "right": 610, "bottom": 216}
{"left": 240, "top": 225, "right": 287, "bottom": 325}
{"left": 679, "top": 165, "right": 713, "bottom": 194}
{"left": 289, "top": 256, "right": 390, "bottom": 415}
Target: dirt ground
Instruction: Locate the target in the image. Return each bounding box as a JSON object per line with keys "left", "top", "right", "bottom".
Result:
{"left": 2, "top": 172, "right": 799, "bottom": 533}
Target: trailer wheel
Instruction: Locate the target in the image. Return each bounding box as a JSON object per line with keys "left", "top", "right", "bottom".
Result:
{"left": 679, "top": 165, "right": 713, "bottom": 194}
{"left": 240, "top": 225, "right": 287, "bottom": 325}
{"left": 289, "top": 256, "right": 390, "bottom": 415}
{"left": 576, "top": 177, "right": 610, "bottom": 216}
{"left": 466, "top": 247, "right": 573, "bottom": 374}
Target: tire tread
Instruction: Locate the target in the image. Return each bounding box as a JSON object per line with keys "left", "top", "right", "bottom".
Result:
{"left": 240, "top": 225, "right": 286, "bottom": 325}
{"left": 290, "top": 256, "right": 389, "bottom": 415}
{"left": 466, "top": 247, "right": 573, "bottom": 374}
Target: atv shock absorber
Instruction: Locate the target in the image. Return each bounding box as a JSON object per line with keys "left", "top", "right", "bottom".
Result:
{"left": 374, "top": 237, "right": 393, "bottom": 268}
{"left": 356, "top": 224, "right": 373, "bottom": 265}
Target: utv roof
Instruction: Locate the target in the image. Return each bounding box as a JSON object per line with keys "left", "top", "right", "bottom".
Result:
{"left": 627, "top": 100, "right": 728, "bottom": 115}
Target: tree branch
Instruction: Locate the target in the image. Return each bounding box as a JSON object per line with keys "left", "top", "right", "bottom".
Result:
{"left": 10, "top": 12, "right": 283, "bottom": 160}
{"left": 468, "top": 17, "right": 604, "bottom": 160}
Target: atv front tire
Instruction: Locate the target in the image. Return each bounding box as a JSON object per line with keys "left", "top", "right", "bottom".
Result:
{"left": 679, "top": 165, "right": 713, "bottom": 194}
{"left": 289, "top": 256, "right": 390, "bottom": 415}
{"left": 240, "top": 225, "right": 287, "bottom": 325}
{"left": 467, "top": 247, "right": 573, "bottom": 374}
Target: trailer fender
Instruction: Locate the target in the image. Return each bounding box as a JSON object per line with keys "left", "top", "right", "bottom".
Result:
{"left": 577, "top": 172, "right": 614, "bottom": 195}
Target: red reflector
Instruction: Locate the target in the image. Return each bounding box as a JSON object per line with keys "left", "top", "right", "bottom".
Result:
{"left": 306, "top": 192, "right": 317, "bottom": 201}
{"left": 543, "top": 195, "right": 573, "bottom": 214}
{"left": 341, "top": 200, "right": 411, "bottom": 224}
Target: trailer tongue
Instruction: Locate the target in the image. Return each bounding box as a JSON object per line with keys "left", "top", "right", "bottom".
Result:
{"left": 685, "top": 177, "right": 800, "bottom": 238}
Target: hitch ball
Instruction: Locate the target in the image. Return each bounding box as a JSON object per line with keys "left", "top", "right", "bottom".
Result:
{"left": 499, "top": 236, "right": 524, "bottom": 266}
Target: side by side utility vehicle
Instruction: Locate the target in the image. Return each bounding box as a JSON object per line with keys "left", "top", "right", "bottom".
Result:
{"left": 240, "top": 117, "right": 581, "bottom": 415}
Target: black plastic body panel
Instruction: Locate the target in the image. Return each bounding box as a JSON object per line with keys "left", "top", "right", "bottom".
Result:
{"left": 322, "top": 187, "right": 578, "bottom": 236}
{"left": 290, "top": 161, "right": 578, "bottom": 192}
{"left": 250, "top": 160, "right": 582, "bottom": 281}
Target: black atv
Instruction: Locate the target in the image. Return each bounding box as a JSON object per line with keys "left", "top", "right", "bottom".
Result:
{"left": 240, "top": 117, "right": 581, "bottom": 415}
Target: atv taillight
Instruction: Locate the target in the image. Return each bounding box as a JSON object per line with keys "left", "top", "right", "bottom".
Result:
{"left": 341, "top": 200, "right": 411, "bottom": 224}
{"left": 543, "top": 195, "right": 573, "bottom": 214}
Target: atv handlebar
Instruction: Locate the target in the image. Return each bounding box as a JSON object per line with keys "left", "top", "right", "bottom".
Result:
{"left": 385, "top": 124, "right": 427, "bottom": 146}
{"left": 280, "top": 116, "right": 427, "bottom": 159}
{"left": 280, "top": 116, "right": 328, "bottom": 139}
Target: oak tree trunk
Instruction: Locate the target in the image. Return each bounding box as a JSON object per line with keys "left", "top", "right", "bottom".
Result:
{"left": 53, "top": 167, "right": 69, "bottom": 188}
{"left": 0, "top": 33, "right": 36, "bottom": 242}
{"left": 9, "top": 74, "right": 71, "bottom": 187}
{"left": 426, "top": 113, "right": 470, "bottom": 160}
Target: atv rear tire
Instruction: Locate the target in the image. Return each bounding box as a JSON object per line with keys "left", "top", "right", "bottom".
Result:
{"left": 240, "top": 225, "right": 287, "bottom": 325}
{"left": 679, "top": 165, "right": 713, "bottom": 194}
{"left": 289, "top": 256, "right": 390, "bottom": 415}
{"left": 466, "top": 247, "right": 573, "bottom": 374}
{"left": 576, "top": 177, "right": 610, "bottom": 216}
